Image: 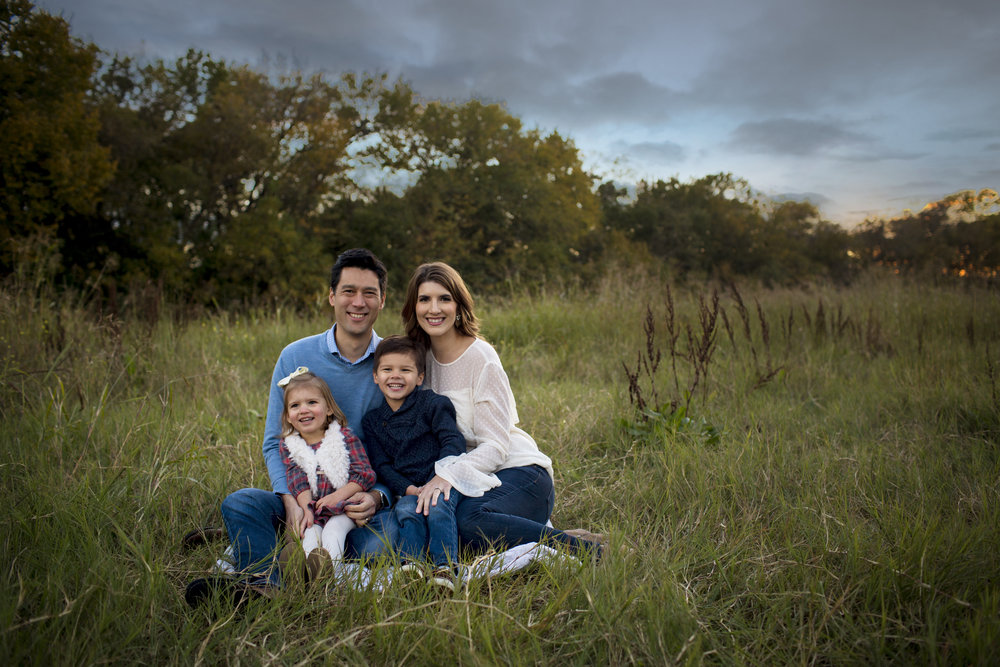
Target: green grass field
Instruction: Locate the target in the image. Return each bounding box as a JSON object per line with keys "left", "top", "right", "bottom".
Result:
{"left": 2, "top": 268, "right": 998, "bottom": 664}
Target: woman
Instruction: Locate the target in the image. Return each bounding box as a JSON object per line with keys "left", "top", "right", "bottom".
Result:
{"left": 401, "top": 262, "right": 603, "bottom": 560}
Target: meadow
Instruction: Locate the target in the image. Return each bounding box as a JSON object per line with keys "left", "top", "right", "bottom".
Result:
{"left": 2, "top": 265, "right": 998, "bottom": 665}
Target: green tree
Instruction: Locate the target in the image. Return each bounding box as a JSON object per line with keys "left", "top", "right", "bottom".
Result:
{"left": 851, "top": 189, "right": 1000, "bottom": 278}
{"left": 613, "top": 174, "right": 761, "bottom": 278}
{"left": 355, "top": 98, "right": 602, "bottom": 287}
{"left": 0, "top": 0, "right": 113, "bottom": 271}
{"left": 90, "top": 52, "right": 383, "bottom": 305}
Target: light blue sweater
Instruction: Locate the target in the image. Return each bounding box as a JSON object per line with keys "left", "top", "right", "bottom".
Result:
{"left": 263, "top": 325, "right": 384, "bottom": 496}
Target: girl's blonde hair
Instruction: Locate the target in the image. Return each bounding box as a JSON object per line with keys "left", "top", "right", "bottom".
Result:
{"left": 401, "top": 261, "right": 481, "bottom": 348}
{"left": 280, "top": 372, "right": 347, "bottom": 438}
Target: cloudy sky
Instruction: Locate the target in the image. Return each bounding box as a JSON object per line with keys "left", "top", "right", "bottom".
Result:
{"left": 43, "top": 0, "right": 1000, "bottom": 226}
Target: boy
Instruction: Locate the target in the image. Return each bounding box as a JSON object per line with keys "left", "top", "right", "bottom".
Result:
{"left": 362, "top": 335, "right": 467, "bottom": 589}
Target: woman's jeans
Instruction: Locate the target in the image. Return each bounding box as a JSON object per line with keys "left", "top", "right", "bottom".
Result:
{"left": 395, "top": 490, "right": 464, "bottom": 568}
{"left": 220, "top": 488, "right": 398, "bottom": 586}
{"left": 455, "top": 465, "right": 594, "bottom": 557}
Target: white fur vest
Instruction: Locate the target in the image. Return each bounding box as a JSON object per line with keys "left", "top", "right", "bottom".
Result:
{"left": 282, "top": 423, "right": 350, "bottom": 497}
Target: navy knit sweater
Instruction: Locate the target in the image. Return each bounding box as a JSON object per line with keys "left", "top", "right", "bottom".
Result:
{"left": 361, "top": 388, "right": 467, "bottom": 498}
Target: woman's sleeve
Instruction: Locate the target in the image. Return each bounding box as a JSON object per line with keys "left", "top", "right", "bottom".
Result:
{"left": 434, "top": 362, "right": 513, "bottom": 496}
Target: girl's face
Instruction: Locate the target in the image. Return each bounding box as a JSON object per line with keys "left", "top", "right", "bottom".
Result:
{"left": 284, "top": 385, "right": 335, "bottom": 442}
{"left": 415, "top": 280, "right": 459, "bottom": 339}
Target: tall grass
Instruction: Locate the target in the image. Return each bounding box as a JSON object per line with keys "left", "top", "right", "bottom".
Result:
{"left": 2, "top": 266, "right": 998, "bottom": 664}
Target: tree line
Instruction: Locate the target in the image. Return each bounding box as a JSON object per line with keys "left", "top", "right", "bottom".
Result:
{"left": 3, "top": 0, "right": 998, "bottom": 310}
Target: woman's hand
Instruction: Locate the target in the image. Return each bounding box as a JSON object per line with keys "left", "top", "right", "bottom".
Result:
{"left": 415, "top": 475, "right": 452, "bottom": 515}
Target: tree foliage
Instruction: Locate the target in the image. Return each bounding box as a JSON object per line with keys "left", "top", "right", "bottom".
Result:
{"left": 0, "top": 0, "right": 113, "bottom": 270}
{"left": 82, "top": 51, "right": 388, "bottom": 305}
{"left": 607, "top": 174, "right": 854, "bottom": 285}
{"left": 1, "top": 1, "right": 994, "bottom": 310}
{"left": 335, "top": 97, "right": 602, "bottom": 290}
{"left": 851, "top": 189, "right": 1000, "bottom": 278}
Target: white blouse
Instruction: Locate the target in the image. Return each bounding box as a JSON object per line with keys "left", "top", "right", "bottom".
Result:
{"left": 428, "top": 338, "right": 554, "bottom": 497}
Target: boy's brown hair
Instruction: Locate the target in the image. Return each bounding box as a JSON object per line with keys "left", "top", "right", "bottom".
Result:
{"left": 373, "top": 335, "right": 427, "bottom": 373}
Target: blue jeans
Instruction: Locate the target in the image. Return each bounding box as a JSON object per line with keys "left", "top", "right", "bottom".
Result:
{"left": 395, "top": 491, "right": 464, "bottom": 568}
{"left": 455, "top": 465, "right": 594, "bottom": 557}
{"left": 220, "top": 488, "right": 399, "bottom": 586}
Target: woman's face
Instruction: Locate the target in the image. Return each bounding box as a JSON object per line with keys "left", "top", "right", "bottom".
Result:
{"left": 415, "top": 280, "right": 459, "bottom": 338}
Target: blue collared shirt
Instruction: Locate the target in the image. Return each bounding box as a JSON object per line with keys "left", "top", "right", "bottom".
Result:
{"left": 326, "top": 324, "right": 380, "bottom": 366}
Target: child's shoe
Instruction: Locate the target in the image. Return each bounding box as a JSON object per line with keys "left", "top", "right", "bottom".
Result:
{"left": 429, "top": 566, "right": 459, "bottom": 592}
{"left": 396, "top": 561, "right": 425, "bottom": 587}
{"left": 306, "top": 548, "right": 332, "bottom": 582}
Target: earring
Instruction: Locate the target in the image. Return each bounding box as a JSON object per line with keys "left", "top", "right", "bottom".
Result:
{"left": 456, "top": 314, "right": 462, "bottom": 324}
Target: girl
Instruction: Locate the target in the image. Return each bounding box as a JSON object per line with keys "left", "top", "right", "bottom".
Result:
{"left": 400, "top": 262, "right": 604, "bottom": 561}
{"left": 278, "top": 367, "right": 376, "bottom": 575}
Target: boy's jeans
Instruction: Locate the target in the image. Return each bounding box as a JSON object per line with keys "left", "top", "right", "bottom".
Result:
{"left": 395, "top": 490, "right": 464, "bottom": 568}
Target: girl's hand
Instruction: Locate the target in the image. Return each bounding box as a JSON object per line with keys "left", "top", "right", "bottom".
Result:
{"left": 415, "top": 475, "right": 452, "bottom": 515}
{"left": 314, "top": 494, "right": 338, "bottom": 512}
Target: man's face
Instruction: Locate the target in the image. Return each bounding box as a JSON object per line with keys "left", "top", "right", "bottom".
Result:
{"left": 328, "top": 267, "right": 384, "bottom": 339}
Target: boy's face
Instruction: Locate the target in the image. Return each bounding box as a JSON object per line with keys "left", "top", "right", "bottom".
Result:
{"left": 373, "top": 351, "right": 424, "bottom": 411}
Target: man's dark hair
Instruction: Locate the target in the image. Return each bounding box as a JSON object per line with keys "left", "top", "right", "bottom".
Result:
{"left": 373, "top": 335, "right": 426, "bottom": 373}
{"left": 330, "top": 248, "right": 388, "bottom": 296}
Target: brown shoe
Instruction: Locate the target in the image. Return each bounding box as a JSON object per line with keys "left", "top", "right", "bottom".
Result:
{"left": 181, "top": 526, "right": 226, "bottom": 550}
{"left": 306, "top": 548, "right": 332, "bottom": 582}
{"left": 562, "top": 528, "right": 608, "bottom": 546}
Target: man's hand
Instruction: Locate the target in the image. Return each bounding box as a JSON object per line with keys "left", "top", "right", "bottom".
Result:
{"left": 298, "top": 507, "right": 314, "bottom": 538}
{"left": 343, "top": 490, "right": 378, "bottom": 525}
{"left": 281, "top": 494, "right": 306, "bottom": 538}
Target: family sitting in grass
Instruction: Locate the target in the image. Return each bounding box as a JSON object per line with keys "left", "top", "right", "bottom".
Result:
{"left": 186, "top": 248, "right": 603, "bottom": 606}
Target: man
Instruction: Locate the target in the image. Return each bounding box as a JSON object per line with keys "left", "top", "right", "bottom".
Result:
{"left": 186, "top": 248, "right": 397, "bottom": 605}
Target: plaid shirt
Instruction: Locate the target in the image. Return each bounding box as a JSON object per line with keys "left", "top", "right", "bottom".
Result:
{"left": 280, "top": 425, "right": 375, "bottom": 524}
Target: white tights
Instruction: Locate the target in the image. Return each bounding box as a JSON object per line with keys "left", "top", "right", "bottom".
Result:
{"left": 301, "top": 513, "right": 354, "bottom": 560}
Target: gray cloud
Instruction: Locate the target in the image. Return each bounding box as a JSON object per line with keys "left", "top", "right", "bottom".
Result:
{"left": 926, "top": 128, "right": 1000, "bottom": 142}
{"left": 690, "top": 0, "right": 1000, "bottom": 115}
{"left": 729, "top": 118, "right": 870, "bottom": 156}
{"left": 37, "top": 0, "right": 1000, "bottom": 226}
{"left": 773, "top": 192, "right": 831, "bottom": 206}
{"left": 613, "top": 139, "right": 686, "bottom": 166}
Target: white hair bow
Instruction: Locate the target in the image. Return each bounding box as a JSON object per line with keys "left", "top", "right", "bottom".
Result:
{"left": 277, "top": 366, "right": 309, "bottom": 387}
